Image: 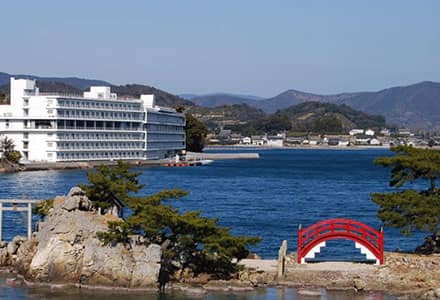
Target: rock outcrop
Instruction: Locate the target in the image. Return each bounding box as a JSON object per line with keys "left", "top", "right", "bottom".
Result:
{"left": 0, "top": 187, "right": 162, "bottom": 288}
{"left": 416, "top": 233, "right": 440, "bottom": 254}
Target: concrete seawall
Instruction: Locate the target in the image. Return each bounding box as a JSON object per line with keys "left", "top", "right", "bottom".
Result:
{"left": 186, "top": 152, "right": 259, "bottom": 160}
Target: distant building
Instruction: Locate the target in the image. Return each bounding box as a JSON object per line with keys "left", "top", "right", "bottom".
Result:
{"left": 251, "top": 135, "right": 265, "bottom": 146}
{"left": 309, "top": 136, "right": 321, "bottom": 145}
{"left": 380, "top": 128, "right": 391, "bottom": 136}
{"left": 230, "top": 133, "right": 242, "bottom": 144}
{"left": 267, "top": 135, "right": 284, "bottom": 147}
{"left": 0, "top": 78, "right": 185, "bottom": 162}
{"left": 365, "top": 129, "right": 375, "bottom": 136}
{"left": 286, "top": 137, "right": 304, "bottom": 145}
{"left": 370, "top": 138, "right": 381, "bottom": 145}
{"left": 349, "top": 129, "right": 364, "bottom": 136}
{"left": 241, "top": 136, "right": 251, "bottom": 144}
{"left": 355, "top": 135, "right": 371, "bottom": 145}
{"left": 338, "top": 139, "right": 350, "bottom": 146}
{"left": 327, "top": 138, "right": 340, "bottom": 146}
{"left": 398, "top": 128, "right": 412, "bottom": 136}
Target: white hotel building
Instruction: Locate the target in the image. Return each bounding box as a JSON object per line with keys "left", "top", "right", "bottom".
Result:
{"left": 0, "top": 78, "right": 186, "bottom": 162}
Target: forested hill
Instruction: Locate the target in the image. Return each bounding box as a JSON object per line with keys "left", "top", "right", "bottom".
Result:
{"left": 225, "top": 101, "right": 387, "bottom": 136}
{"left": 277, "top": 101, "right": 387, "bottom": 132}
{"left": 187, "top": 104, "right": 266, "bottom": 130}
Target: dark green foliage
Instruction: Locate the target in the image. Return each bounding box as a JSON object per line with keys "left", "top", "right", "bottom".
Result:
{"left": 375, "top": 145, "right": 440, "bottom": 191}
{"left": 278, "top": 102, "right": 386, "bottom": 133}
{"left": 92, "top": 163, "right": 260, "bottom": 278}
{"left": 226, "top": 114, "right": 292, "bottom": 136}
{"left": 225, "top": 102, "right": 386, "bottom": 135}
{"left": 79, "top": 161, "right": 144, "bottom": 210}
{"left": 188, "top": 104, "right": 266, "bottom": 124}
{"left": 306, "top": 114, "right": 344, "bottom": 133}
{"left": 185, "top": 113, "right": 209, "bottom": 152}
{"left": 372, "top": 146, "right": 440, "bottom": 239}
{"left": 0, "top": 137, "right": 21, "bottom": 163}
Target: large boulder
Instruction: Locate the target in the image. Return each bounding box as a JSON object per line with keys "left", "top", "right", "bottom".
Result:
{"left": 416, "top": 233, "right": 440, "bottom": 255}
{"left": 15, "top": 190, "right": 162, "bottom": 288}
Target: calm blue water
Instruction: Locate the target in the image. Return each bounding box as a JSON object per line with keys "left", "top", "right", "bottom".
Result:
{"left": 0, "top": 148, "right": 427, "bottom": 260}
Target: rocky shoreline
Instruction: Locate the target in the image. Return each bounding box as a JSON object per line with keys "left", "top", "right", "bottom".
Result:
{"left": 0, "top": 187, "right": 438, "bottom": 299}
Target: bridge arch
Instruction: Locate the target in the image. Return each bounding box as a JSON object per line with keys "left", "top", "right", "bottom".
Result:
{"left": 297, "top": 218, "right": 384, "bottom": 265}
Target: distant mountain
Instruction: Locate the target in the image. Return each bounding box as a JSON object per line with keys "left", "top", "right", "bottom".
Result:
{"left": 332, "top": 81, "right": 440, "bottom": 130}
{"left": 0, "top": 72, "right": 110, "bottom": 90}
{"left": 0, "top": 72, "right": 193, "bottom": 107}
{"left": 253, "top": 90, "right": 362, "bottom": 113}
{"left": 110, "top": 84, "right": 193, "bottom": 107}
{"left": 185, "top": 93, "right": 264, "bottom": 107}
{"left": 240, "top": 82, "right": 440, "bottom": 130}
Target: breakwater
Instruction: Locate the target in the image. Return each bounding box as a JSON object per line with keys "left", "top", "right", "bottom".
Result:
{"left": 186, "top": 151, "right": 259, "bottom": 160}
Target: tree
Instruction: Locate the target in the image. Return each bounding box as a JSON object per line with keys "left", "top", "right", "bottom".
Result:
{"left": 0, "top": 137, "right": 21, "bottom": 164}
{"left": 91, "top": 162, "right": 260, "bottom": 279}
{"left": 79, "top": 161, "right": 144, "bottom": 210}
{"left": 372, "top": 146, "right": 440, "bottom": 240}
{"left": 185, "top": 113, "right": 208, "bottom": 152}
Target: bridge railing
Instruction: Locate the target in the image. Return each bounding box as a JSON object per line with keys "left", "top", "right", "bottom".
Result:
{"left": 297, "top": 218, "right": 384, "bottom": 264}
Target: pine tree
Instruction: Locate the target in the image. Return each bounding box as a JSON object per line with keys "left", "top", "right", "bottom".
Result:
{"left": 86, "top": 161, "right": 260, "bottom": 278}
{"left": 79, "top": 161, "right": 144, "bottom": 210}
{"left": 185, "top": 113, "right": 208, "bottom": 152}
{"left": 372, "top": 146, "right": 440, "bottom": 238}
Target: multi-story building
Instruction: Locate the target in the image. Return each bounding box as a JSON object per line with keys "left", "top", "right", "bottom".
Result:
{"left": 0, "top": 78, "right": 185, "bottom": 162}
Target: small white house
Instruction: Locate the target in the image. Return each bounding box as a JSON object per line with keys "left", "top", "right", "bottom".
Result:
{"left": 338, "top": 139, "right": 350, "bottom": 146}
{"left": 267, "top": 136, "right": 284, "bottom": 147}
{"left": 365, "top": 129, "right": 375, "bottom": 136}
{"left": 370, "top": 138, "right": 381, "bottom": 145}
{"left": 380, "top": 129, "right": 391, "bottom": 136}
{"left": 251, "top": 135, "right": 266, "bottom": 146}
{"left": 241, "top": 137, "right": 251, "bottom": 145}
{"left": 349, "top": 129, "right": 364, "bottom": 136}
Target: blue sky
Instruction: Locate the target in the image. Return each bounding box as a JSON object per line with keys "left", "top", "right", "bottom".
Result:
{"left": 1, "top": 1, "right": 439, "bottom": 97}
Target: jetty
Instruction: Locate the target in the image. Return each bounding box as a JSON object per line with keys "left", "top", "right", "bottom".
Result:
{"left": 186, "top": 152, "right": 259, "bottom": 160}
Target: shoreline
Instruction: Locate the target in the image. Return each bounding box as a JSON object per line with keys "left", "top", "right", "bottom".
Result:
{"left": 206, "top": 144, "right": 391, "bottom": 151}
{"left": 2, "top": 251, "right": 439, "bottom": 299}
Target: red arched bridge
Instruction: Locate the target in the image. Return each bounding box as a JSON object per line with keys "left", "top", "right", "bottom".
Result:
{"left": 297, "top": 218, "right": 384, "bottom": 265}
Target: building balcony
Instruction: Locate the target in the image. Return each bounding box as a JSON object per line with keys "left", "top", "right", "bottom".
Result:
{"left": 56, "top": 104, "right": 143, "bottom": 113}
{"left": 56, "top": 115, "right": 145, "bottom": 122}
{"left": 56, "top": 146, "right": 146, "bottom": 151}
{"left": 146, "top": 130, "right": 185, "bottom": 134}
{"left": 56, "top": 127, "right": 144, "bottom": 132}
{"left": 53, "top": 137, "right": 144, "bottom": 142}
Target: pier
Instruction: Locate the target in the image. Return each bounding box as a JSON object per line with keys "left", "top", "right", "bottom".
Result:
{"left": 186, "top": 152, "right": 260, "bottom": 160}
{"left": 0, "top": 199, "right": 42, "bottom": 240}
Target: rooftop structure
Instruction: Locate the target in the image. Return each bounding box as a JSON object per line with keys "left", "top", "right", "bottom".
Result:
{"left": 0, "top": 78, "right": 185, "bottom": 162}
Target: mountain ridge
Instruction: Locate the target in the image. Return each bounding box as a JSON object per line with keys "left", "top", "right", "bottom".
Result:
{"left": 186, "top": 81, "right": 440, "bottom": 130}
{"left": 0, "top": 72, "right": 193, "bottom": 107}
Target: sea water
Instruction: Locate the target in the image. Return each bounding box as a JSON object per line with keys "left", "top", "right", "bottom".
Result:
{"left": 0, "top": 148, "right": 424, "bottom": 299}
